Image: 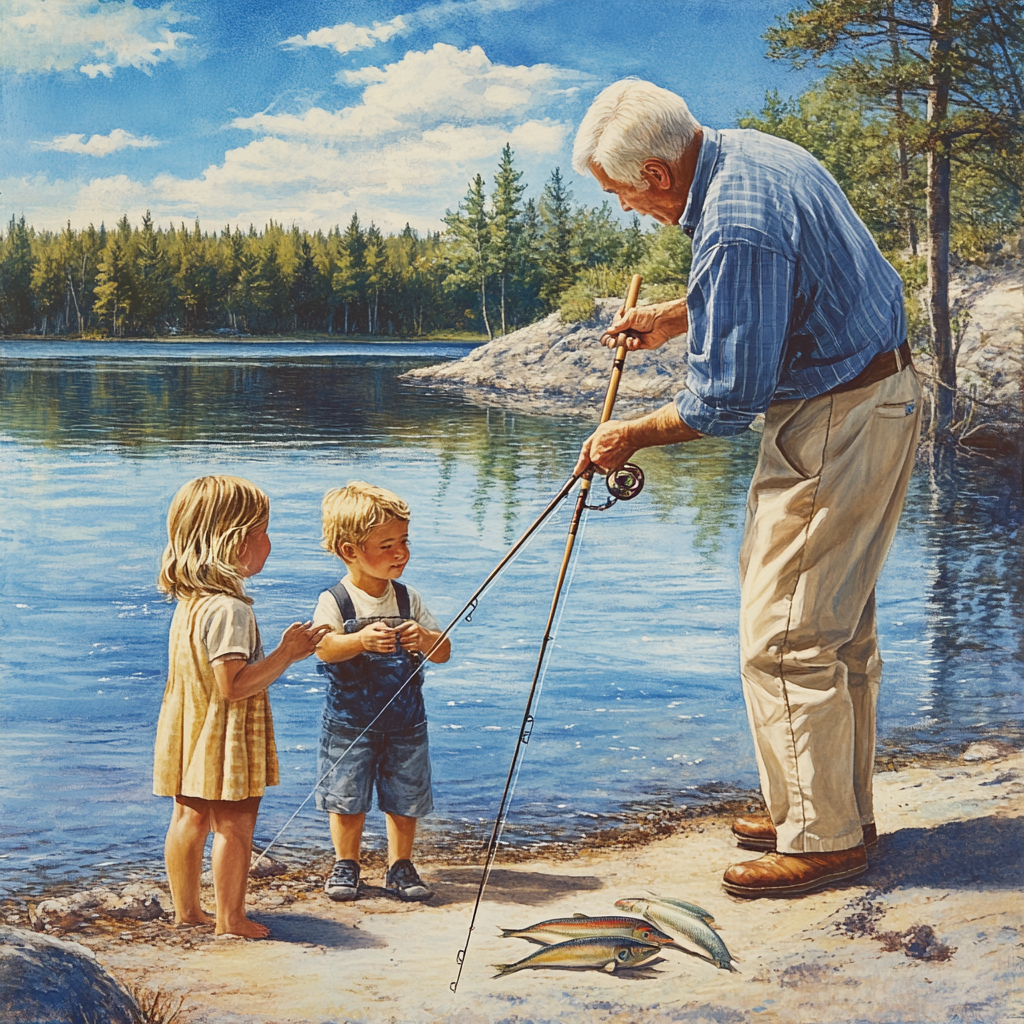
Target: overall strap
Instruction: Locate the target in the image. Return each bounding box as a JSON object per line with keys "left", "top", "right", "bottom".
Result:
{"left": 392, "top": 580, "right": 411, "bottom": 620}
{"left": 328, "top": 582, "right": 356, "bottom": 623}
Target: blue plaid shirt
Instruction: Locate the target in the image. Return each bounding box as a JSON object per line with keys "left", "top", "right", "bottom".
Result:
{"left": 675, "top": 128, "right": 907, "bottom": 436}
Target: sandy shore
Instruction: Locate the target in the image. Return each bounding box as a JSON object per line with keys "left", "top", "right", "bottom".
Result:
{"left": 11, "top": 744, "right": 1021, "bottom": 1024}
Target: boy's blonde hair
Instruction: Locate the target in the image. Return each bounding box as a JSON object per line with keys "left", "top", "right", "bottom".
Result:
{"left": 158, "top": 475, "right": 270, "bottom": 603}
{"left": 322, "top": 481, "right": 409, "bottom": 558}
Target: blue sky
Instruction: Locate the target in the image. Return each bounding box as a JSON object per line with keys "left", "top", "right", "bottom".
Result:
{"left": 1, "top": 0, "right": 817, "bottom": 234}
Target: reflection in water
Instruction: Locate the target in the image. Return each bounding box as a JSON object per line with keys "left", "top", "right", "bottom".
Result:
{"left": 0, "top": 344, "right": 1020, "bottom": 893}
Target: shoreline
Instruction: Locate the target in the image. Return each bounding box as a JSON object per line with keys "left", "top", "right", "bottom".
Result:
{"left": 3, "top": 733, "right": 1017, "bottom": 913}
{"left": 0, "top": 333, "right": 488, "bottom": 347}
{"left": 2, "top": 741, "right": 1020, "bottom": 1024}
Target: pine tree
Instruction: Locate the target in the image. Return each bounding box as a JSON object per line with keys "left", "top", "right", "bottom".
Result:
{"left": 765, "top": 0, "right": 1024, "bottom": 437}
{"left": 490, "top": 144, "right": 526, "bottom": 335}
{"left": 133, "top": 211, "right": 168, "bottom": 334}
{"left": 444, "top": 174, "right": 493, "bottom": 339}
{"left": 0, "top": 216, "right": 36, "bottom": 333}
{"left": 538, "top": 168, "right": 575, "bottom": 309}
{"left": 93, "top": 236, "right": 135, "bottom": 337}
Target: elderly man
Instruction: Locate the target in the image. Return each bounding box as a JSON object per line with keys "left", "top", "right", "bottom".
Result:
{"left": 573, "top": 79, "right": 922, "bottom": 897}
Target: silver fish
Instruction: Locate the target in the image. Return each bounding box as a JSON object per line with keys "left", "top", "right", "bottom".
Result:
{"left": 501, "top": 913, "right": 675, "bottom": 946}
{"left": 616, "top": 898, "right": 738, "bottom": 972}
{"left": 492, "top": 935, "right": 661, "bottom": 977}
{"left": 643, "top": 892, "right": 716, "bottom": 924}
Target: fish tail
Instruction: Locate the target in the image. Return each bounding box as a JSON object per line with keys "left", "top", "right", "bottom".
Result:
{"left": 499, "top": 929, "right": 518, "bottom": 938}
{"left": 491, "top": 963, "right": 518, "bottom": 977}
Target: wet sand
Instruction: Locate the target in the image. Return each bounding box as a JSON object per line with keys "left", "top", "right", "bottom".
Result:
{"left": 8, "top": 744, "right": 1021, "bottom": 1024}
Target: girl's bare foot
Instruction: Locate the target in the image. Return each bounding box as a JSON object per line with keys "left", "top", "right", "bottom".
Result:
{"left": 216, "top": 916, "right": 270, "bottom": 939}
{"left": 175, "top": 910, "right": 214, "bottom": 927}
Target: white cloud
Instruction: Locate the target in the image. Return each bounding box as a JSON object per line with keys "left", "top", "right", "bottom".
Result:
{"left": 281, "top": 16, "right": 407, "bottom": 55}
{"left": 237, "top": 43, "right": 583, "bottom": 142}
{"left": 1, "top": 0, "right": 195, "bottom": 77}
{"left": 38, "top": 129, "right": 161, "bottom": 157}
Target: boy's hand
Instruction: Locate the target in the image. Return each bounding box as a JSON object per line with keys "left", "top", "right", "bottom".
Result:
{"left": 279, "top": 621, "right": 332, "bottom": 663}
{"left": 358, "top": 620, "right": 399, "bottom": 653}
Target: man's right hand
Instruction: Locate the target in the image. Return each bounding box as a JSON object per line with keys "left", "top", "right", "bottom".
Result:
{"left": 600, "top": 297, "right": 688, "bottom": 351}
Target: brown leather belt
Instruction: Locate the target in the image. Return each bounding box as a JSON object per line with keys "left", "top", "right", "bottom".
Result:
{"left": 830, "top": 340, "right": 912, "bottom": 395}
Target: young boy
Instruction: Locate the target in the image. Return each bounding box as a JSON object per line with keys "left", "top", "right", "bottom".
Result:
{"left": 312, "top": 482, "right": 451, "bottom": 902}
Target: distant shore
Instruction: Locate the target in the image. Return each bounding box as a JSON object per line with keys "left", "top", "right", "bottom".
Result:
{"left": 0, "top": 332, "right": 489, "bottom": 346}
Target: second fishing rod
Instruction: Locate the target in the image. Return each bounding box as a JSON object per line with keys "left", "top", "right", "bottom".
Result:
{"left": 450, "top": 272, "right": 646, "bottom": 995}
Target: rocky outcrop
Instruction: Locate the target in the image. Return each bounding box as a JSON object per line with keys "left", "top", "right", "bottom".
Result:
{"left": 404, "top": 270, "right": 1022, "bottom": 439}
{"left": 0, "top": 926, "right": 139, "bottom": 1024}
{"left": 403, "top": 299, "right": 689, "bottom": 419}
{"left": 29, "top": 883, "right": 165, "bottom": 935}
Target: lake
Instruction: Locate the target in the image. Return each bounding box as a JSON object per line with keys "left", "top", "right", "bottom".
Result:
{"left": 1, "top": 340, "right": 1021, "bottom": 895}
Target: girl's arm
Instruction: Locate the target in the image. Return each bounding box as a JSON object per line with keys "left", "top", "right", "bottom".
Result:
{"left": 214, "top": 621, "right": 329, "bottom": 702}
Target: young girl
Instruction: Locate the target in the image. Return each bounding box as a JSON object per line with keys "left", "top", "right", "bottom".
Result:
{"left": 153, "top": 475, "right": 328, "bottom": 937}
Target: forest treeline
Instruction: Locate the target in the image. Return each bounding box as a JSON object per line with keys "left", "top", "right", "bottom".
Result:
{"left": 0, "top": 146, "right": 689, "bottom": 341}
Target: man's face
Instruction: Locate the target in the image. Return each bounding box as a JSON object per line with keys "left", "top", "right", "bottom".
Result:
{"left": 589, "top": 161, "right": 685, "bottom": 226}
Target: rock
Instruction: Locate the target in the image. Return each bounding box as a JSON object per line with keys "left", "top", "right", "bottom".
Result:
{"left": 403, "top": 299, "right": 690, "bottom": 418}
{"left": 249, "top": 852, "right": 288, "bottom": 878}
{"left": 0, "top": 925, "right": 140, "bottom": 1024}
{"left": 962, "top": 740, "right": 1018, "bottom": 762}
{"left": 959, "top": 422, "right": 1020, "bottom": 457}
{"left": 100, "top": 883, "right": 166, "bottom": 922}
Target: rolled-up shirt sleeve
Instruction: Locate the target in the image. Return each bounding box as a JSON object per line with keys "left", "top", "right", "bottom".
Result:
{"left": 675, "top": 242, "right": 794, "bottom": 436}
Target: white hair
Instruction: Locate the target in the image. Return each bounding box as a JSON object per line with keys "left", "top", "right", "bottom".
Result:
{"left": 572, "top": 78, "right": 701, "bottom": 187}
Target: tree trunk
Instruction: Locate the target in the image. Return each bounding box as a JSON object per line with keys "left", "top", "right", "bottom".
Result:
{"left": 500, "top": 274, "right": 507, "bottom": 336}
{"left": 927, "top": 0, "right": 955, "bottom": 438}
{"left": 887, "top": 3, "right": 918, "bottom": 255}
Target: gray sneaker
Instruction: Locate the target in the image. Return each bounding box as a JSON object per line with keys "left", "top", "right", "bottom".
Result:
{"left": 324, "top": 859, "right": 360, "bottom": 901}
{"left": 384, "top": 859, "right": 432, "bottom": 902}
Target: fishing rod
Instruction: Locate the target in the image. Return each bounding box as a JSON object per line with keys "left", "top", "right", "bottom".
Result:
{"left": 449, "top": 274, "right": 646, "bottom": 995}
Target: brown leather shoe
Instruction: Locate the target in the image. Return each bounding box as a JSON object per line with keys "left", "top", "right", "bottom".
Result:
{"left": 731, "top": 814, "right": 877, "bottom": 852}
{"left": 722, "top": 847, "right": 868, "bottom": 898}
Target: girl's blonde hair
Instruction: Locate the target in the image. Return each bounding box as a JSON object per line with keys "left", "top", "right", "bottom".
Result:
{"left": 322, "top": 481, "right": 409, "bottom": 558}
{"left": 158, "top": 476, "right": 270, "bottom": 603}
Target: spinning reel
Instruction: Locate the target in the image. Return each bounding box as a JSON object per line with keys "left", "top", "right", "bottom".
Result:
{"left": 585, "top": 462, "right": 645, "bottom": 511}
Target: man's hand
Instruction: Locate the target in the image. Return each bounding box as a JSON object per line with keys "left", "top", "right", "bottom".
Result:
{"left": 600, "top": 298, "right": 688, "bottom": 351}
{"left": 574, "top": 403, "right": 702, "bottom": 477}
{"left": 574, "top": 420, "right": 637, "bottom": 476}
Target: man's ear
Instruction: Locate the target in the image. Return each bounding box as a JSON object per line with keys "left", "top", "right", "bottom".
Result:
{"left": 640, "top": 159, "right": 674, "bottom": 191}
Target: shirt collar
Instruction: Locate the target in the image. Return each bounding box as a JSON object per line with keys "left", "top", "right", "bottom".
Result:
{"left": 680, "top": 126, "right": 719, "bottom": 237}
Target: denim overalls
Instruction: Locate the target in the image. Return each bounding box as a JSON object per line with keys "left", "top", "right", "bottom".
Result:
{"left": 317, "top": 581, "right": 426, "bottom": 732}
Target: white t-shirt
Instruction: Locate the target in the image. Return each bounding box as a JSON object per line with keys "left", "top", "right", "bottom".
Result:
{"left": 201, "top": 594, "right": 264, "bottom": 664}
{"left": 312, "top": 577, "right": 441, "bottom": 633}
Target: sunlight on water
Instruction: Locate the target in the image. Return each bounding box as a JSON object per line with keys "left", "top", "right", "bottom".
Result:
{"left": 1, "top": 342, "right": 1020, "bottom": 893}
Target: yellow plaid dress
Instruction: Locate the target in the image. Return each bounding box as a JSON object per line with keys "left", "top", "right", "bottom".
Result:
{"left": 153, "top": 594, "right": 279, "bottom": 801}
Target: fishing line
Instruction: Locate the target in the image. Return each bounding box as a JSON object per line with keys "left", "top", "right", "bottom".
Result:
{"left": 449, "top": 273, "right": 646, "bottom": 997}
{"left": 251, "top": 471, "right": 583, "bottom": 870}
{"left": 488, "top": 507, "right": 590, "bottom": 858}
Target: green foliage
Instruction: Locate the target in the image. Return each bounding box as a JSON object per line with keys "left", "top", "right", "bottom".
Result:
{"left": 558, "top": 265, "right": 633, "bottom": 323}
{"left": 637, "top": 226, "right": 692, "bottom": 303}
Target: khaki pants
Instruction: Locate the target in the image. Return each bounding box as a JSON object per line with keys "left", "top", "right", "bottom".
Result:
{"left": 739, "top": 365, "right": 922, "bottom": 854}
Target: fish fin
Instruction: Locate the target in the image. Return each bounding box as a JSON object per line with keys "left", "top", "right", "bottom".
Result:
{"left": 491, "top": 964, "right": 513, "bottom": 977}
{"left": 499, "top": 928, "right": 516, "bottom": 937}
{"left": 572, "top": 913, "right": 589, "bottom": 918}
{"left": 729, "top": 961, "right": 742, "bottom": 973}
{"left": 603, "top": 960, "right": 616, "bottom": 973}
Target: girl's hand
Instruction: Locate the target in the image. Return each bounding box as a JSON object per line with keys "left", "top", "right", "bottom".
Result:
{"left": 358, "top": 620, "right": 398, "bottom": 653}
{"left": 279, "top": 621, "right": 331, "bottom": 663}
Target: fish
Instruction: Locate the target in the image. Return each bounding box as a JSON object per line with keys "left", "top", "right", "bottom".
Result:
{"left": 643, "top": 893, "right": 716, "bottom": 924}
{"left": 500, "top": 913, "right": 676, "bottom": 947}
{"left": 615, "top": 898, "right": 738, "bottom": 972}
{"left": 491, "top": 935, "right": 662, "bottom": 977}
